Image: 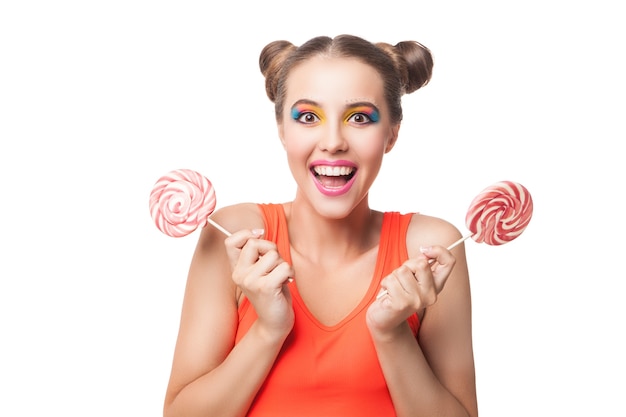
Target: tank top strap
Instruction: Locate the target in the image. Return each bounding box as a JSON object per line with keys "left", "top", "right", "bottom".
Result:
{"left": 380, "top": 211, "right": 420, "bottom": 335}
{"left": 257, "top": 203, "right": 292, "bottom": 263}
{"left": 379, "top": 211, "right": 412, "bottom": 275}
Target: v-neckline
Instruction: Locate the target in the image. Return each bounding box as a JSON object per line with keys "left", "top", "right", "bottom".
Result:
{"left": 277, "top": 205, "right": 390, "bottom": 330}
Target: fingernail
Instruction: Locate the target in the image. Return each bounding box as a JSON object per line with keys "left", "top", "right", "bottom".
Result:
{"left": 252, "top": 228, "right": 265, "bottom": 237}
{"left": 419, "top": 245, "right": 431, "bottom": 253}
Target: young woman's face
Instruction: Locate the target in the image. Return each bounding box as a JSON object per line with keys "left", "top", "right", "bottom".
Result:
{"left": 278, "top": 56, "right": 399, "bottom": 219}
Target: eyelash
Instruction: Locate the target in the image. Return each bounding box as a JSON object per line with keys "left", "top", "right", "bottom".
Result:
{"left": 294, "top": 111, "right": 320, "bottom": 124}
{"left": 347, "top": 112, "right": 374, "bottom": 124}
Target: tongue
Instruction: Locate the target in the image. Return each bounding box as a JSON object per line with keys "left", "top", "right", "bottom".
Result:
{"left": 318, "top": 175, "right": 348, "bottom": 188}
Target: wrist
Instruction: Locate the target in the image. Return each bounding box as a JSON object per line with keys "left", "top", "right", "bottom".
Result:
{"left": 252, "top": 319, "right": 293, "bottom": 347}
{"left": 367, "top": 319, "right": 412, "bottom": 344}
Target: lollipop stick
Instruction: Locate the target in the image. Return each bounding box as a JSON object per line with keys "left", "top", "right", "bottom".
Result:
{"left": 207, "top": 218, "right": 232, "bottom": 236}
{"left": 446, "top": 233, "right": 474, "bottom": 251}
{"left": 375, "top": 232, "right": 474, "bottom": 300}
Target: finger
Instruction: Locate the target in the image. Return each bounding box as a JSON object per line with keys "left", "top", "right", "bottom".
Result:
{"left": 420, "top": 245, "right": 456, "bottom": 270}
{"left": 381, "top": 264, "right": 416, "bottom": 298}
{"left": 411, "top": 258, "right": 438, "bottom": 305}
{"left": 243, "top": 261, "right": 294, "bottom": 298}
{"left": 395, "top": 259, "right": 438, "bottom": 307}
{"left": 379, "top": 266, "right": 437, "bottom": 311}
{"left": 228, "top": 231, "right": 277, "bottom": 267}
{"left": 252, "top": 248, "right": 286, "bottom": 275}
{"left": 264, "top": 261, "right": 295, "bottom": 287}
{"left": 419, "top": 245, "right": 456, "bottom": 294}
{"left": 224, "top": 228, "right": 264, "bottom": 251}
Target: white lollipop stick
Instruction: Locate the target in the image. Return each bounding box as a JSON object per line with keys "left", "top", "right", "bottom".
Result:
{"left": 445, "top": 233, "right": 474, "bottom": 252}
{"left": 207, "top": 218, "right": 232, "bottom": 236}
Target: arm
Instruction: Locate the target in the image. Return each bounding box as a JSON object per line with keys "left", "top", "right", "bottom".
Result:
{"left": 366, "top": 215, "right": 478, "bottom": 417}
{"left": 163, "top": 204, "right": 294, "bottom": 417}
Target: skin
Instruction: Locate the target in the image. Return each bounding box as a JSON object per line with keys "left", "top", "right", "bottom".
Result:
{"left": 163, "top": 56, "right": 478, "bottom": 417}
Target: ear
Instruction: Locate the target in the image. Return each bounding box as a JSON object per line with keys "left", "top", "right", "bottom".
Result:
{"left": 384, "top": 124, "right": 400, "bottom": 153}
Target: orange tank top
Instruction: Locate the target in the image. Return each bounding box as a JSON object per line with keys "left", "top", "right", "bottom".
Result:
{"left": 235, "top": 204, "right": 419, "bottom": 417}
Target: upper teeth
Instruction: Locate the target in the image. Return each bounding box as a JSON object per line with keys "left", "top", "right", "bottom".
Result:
{"left": 313, "top": 166, "right": 354, "bottom": 176}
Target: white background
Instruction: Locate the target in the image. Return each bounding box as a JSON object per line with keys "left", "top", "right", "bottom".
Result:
{"left": 1, "top": 1, "right": 624, "bottom": 416}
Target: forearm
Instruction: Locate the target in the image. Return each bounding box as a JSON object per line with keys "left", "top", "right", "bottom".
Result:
{"left": 165, "top": 322, "right": 287, "bottom": 417}
{"left": 371, "top": 322, "right": 470, "bottom": 417}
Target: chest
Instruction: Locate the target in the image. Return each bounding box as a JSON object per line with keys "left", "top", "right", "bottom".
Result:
{"left": 289, "top": 247, "right": 379, "bottom": 327}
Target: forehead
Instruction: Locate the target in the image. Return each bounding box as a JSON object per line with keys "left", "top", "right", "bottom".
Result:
{"left": 284, "top": 56, "right": 385, "bottom": 106}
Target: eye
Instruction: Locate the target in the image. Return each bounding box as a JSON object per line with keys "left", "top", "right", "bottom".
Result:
{"left": 298, "top": 112, "right": 320, "bottom": 124}
{"left": 347, "top": 112, "right": 373, "bottom": 125}
{"left": 345, "top": 105, "right": 380, "bottom": 125}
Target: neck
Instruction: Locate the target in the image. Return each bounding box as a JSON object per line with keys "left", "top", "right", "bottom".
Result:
{"left": 285, "top": 196, "right": 382, "bottom": 264}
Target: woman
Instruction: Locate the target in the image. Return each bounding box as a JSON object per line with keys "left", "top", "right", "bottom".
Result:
{"left": 163, "top": 34, "right": 478, "bottom": 417}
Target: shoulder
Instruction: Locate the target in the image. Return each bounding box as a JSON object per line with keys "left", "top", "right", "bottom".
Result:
{"left": 406, "top": 213, "right": 463, "bottom": 258}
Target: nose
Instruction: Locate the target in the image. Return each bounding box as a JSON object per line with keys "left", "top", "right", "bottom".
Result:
{"left": 318, "top": 122, "right": 348, "bottom": 153}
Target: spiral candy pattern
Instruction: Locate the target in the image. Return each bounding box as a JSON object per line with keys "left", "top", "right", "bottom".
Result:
{"left": 149, "top": 169, "right": 217, "bottom": 237}
{"left": 465, "top": 181, "right": 533, "bottom": 246}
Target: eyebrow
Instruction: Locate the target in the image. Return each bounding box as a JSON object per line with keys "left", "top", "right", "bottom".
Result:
{"left": 290, "top": 99, "right": 318, "bottom": 108}
{"left": 289, "top": 99, "right": 380, "bottom": 113}
{"left": 345, "top": 101, "right": 380, "bottom": 111}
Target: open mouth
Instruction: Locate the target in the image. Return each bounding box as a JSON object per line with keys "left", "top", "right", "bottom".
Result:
{"left": 311, "top": 165, "right": 356, "bottom": 188}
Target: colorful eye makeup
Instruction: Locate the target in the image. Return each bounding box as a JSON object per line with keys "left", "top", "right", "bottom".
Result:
{"left": 289, "top": 100, "right": 381, "bottom": 124}
{"left": 291, "top": 102, "right": 324, "bottom": 123}
{"left": 345, "top": 105, "right": 380, "bottom": 123}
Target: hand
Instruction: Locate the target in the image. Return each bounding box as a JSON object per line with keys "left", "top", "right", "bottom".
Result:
{"left": 367, "top": 245, "right": 456, "bottom": 335}
{"left": 225, "top": 229, "right": 295, "bottom": 339}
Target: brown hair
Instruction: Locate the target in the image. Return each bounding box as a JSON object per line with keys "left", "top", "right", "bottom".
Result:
{"left": 259, "top": 34, "right": 433, "bottom": 124}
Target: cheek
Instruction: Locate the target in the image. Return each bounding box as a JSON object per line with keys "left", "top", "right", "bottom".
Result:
{"left": 284, "top": 142, "right": 308, "bottom": 161}
{"left": 349, "top": 131, "right": 388, "bottom": 160}
{"left": 282, "top": 124, "right": 314, "bottom": 151}
{"left": 282, "top": 128, "right": 313, "bottom": 166}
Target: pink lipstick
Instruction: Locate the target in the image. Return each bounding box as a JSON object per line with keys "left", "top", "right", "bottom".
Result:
{"left": 310, "top": 160, "right": 357, "bottom": 197}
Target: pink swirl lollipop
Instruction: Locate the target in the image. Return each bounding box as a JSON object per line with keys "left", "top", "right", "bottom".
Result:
{"left": 377, "top": 180, "right": 533, "bottom": 299}
{"left": 465, "top": 181, "right": 533, "bottom": 245}
{"left": 149, "top": 169, "right": 231, "bottom": 237}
